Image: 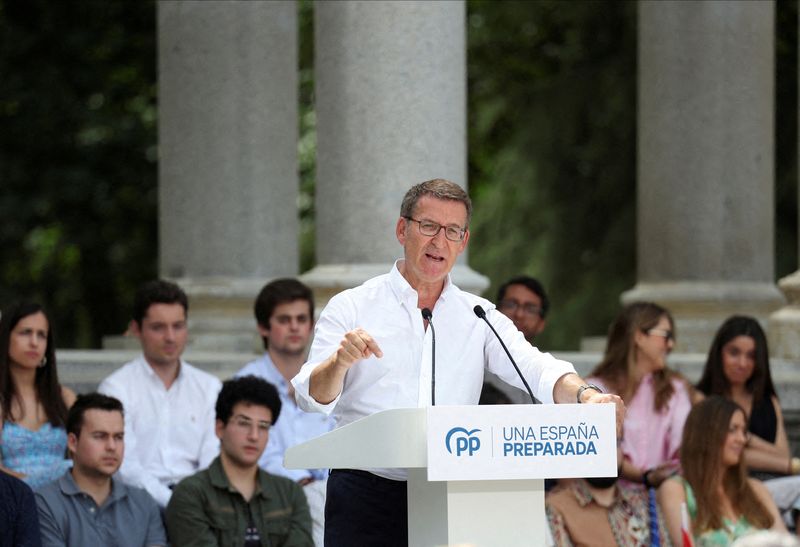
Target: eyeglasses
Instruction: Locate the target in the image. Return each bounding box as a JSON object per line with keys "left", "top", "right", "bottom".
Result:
{"left": 498, "top": 299, "right": 543, "bottom": 318}
{"left": 646, "top": 328, "right": 675, "bottom": 342}
{"left": 230, "top": 415, "right": 272, "bottom": 436}
{"left": 404, "top": 217, "right": 467, "bottom": 242}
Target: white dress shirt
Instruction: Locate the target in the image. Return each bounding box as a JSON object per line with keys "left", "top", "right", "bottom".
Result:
{"left": 98, "top": 355, "right": 222, "bottom": 507}
{"left": 236, "top": 354, "right": 334, "bottom": 481}
{"left": 292, "top": 261, "right": 577, "bottom": 479}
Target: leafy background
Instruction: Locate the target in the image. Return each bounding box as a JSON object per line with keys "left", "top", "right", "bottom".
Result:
{"left": 0, "top": 0, "right": 796, "bottom": 350}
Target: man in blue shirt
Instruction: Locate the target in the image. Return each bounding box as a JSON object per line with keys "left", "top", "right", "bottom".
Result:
{"left": 35, "top": 393, "right": 166, "bottom": 547}
{"left": 236, "top": 278, "right": 333, "bottom": 546}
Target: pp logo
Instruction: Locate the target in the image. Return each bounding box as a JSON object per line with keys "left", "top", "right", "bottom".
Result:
{"left": 445, "top": 427, "right": 482, "bottom": 457}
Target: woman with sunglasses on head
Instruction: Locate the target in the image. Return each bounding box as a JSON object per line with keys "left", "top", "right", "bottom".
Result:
{"left": 0, "top": 302, "right": 76, "bottom": 489}
{"left": 697, "top": 315, "right": 800, "bottom": 529}
{"left": 658, "top": 396, "right": 787, "bottom": 545}
{"left": 589, "top": 301, "right": 697, "bottom": 490}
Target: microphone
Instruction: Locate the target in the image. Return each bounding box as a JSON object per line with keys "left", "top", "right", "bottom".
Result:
{"left": 421, "top": 308, "right": 435, "bottom": 406}
{"left": 473, "top": 305, "right": 537, "bottom": 404}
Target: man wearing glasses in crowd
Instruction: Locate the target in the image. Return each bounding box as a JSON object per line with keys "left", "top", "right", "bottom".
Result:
{"left": 166, "top": 376, "right": 312, "bottom": 547}
{"left": 496, "top": 275, "right": 549, "bottom": 343}
{"left": 292, "top": 178, "right": 624, "bottom": 547}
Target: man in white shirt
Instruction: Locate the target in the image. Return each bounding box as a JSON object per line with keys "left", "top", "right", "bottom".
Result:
{"left": 235, "top": 278, "right": 333, "bottom": 546}
{"left": 292, "top": 178, "right": 625, "bottom": 546}
{"left": 98, "top": 280, "right": 221, "bottom": 508}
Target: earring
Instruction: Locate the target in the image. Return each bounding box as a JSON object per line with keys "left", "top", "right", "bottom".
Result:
{"left": 39, "top": 356, "right": 47, "bottom": 367}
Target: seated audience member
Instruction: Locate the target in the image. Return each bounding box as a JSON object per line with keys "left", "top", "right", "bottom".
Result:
{"left": 697, "top": 316, "right": 800, "bottom": 528}
{"left": 0, "top": 470, "right": 41, "bottom": 547}
{"left": 35, "top": 393, "right": 166, "bottom": 547}
{"left": 166, "top": 375, "right": 313, "bottom": 546}
{"left": 0, "top": 302, "right": 76, "bottom": 489}
{"left": 235, "top": 279, "right": 333, "bottom": 545}
{"left": 547, "top": 471, "right": 670, "bottom": 546}
{"left": 496, "top": 275, "right": 549, "bottom": 342}
{"left": 659, "top": 396, "right": 787, "bottom": 546}
{"left": 589, "top": 302, "right": 694, "bottom": 489}
{"left": 98, "top": 280, "right": 221, "bottom": 507}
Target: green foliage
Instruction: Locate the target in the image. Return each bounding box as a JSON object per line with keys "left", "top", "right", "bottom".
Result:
{"left": 467, "top": 0, "right": 638, "bottom": 349}
{"left": 0, "top": 0, "right": 796, "bottom": 351}
{"left": 0, "top": 0, "right": 157, "bottom": 347}
{"left": 298, "top": 0, "right": 316, "bottom": 273}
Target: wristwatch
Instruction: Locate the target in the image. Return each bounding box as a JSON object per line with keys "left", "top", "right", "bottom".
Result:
{"left": 576, "top": 383, "right": 604, "bottom": 404}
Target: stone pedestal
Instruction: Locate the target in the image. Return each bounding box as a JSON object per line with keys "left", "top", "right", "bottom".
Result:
{"left": 632, "top": 0, "right": 781, "bottom": 352}
{"left": 156, "top": 1, "right": 298, "bottom": 350}
{"left": 770, "top": 273, "right": 800, "bottom": 359}
{"left": 305, "top": 0, "right": 488, "bottom": 302}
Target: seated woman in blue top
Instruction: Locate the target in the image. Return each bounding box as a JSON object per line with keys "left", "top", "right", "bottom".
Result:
{"left": 658, "top": 396, "right": 786, "bottom": 546}
{"left": 0, "top": 302, "right": 76, "bottom": 489}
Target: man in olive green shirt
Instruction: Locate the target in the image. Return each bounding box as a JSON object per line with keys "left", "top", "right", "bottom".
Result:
{"left": 166, "top": 376, "right": 312, "bottom": 546}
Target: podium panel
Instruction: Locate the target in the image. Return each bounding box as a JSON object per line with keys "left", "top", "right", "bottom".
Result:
{"left": 285, "top": 404, "right": 616, "bottom": 547}
{"left": 407, "top": 469, "right": 544, "bottom": 547}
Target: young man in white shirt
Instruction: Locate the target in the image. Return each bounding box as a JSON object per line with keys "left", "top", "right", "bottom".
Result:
{"left": 99, "top": 280, "right": 221, "bottom": 507}
{"left": 236, "top": 278, "right": 333, "bottom": 546}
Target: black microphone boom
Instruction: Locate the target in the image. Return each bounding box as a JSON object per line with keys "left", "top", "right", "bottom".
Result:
{"left": 421, "top": 308, "right": 435, "bottom": 406}
{"left": 473, "top": 305, "right": 537, "bottom": 404}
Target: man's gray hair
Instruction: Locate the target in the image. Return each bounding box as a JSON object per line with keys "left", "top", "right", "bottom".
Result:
{"left": 400, "top": 179, "right": 472, "bottom": 225}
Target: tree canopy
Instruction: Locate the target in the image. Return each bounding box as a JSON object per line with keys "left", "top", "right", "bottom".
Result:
{"left": 0, "top": 0, "right": 796, "bottom": 349}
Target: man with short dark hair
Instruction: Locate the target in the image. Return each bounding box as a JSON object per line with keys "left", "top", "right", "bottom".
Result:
{"left": 35, "top": 393, "right": 166, "bottom": 547}
{"left": 236, "top": 279, "right": 333, "bottom": 545}
{"left": 166, "top": 375, "right": 313, "bottom": 546}
{"left": 98, "top": 279, "right": 221, "bottom": 507}
{"left": 292, "top": 178, "right": 624, "bottom": 546}
{"left": 496, "top": 275, "right": 549, "bottom": 342}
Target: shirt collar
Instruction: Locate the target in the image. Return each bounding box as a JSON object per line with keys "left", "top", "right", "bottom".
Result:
{"left": 389, "top": 259, "right": 455, "bottom": 305}
{"left": 59, "top": 470, "right": 128, "bottom": 503}
{"left": 209, "top": 456, "right": 272, "bottom": 500}
{"left": 136, "top": 354, "right": 186, "bottom": 384}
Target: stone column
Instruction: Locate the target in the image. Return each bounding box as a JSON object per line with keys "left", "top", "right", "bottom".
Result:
{"left": 158, "top": 1, "right": 298, "bottom": 352}
{"left": 302, "top": 0, "right": 488, "bottom": 305}
{"left": 628, "top": 0, "right": 783, "bottom": 352}
{"left": 769, "top": 12, "right": 800, "bottom": 360}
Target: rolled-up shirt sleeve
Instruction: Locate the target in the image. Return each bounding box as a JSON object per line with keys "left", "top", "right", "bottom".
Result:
{"left": 292, "top": 292, "right": 353, "bottom": 415}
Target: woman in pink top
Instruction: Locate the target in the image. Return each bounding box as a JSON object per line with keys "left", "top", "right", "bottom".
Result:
{"left": 589, "top": 301, "right": 695, "bottom": 489}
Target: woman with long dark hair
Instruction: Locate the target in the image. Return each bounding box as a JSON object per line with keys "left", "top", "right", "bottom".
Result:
{"left": 0, "top": 302, "right": 76, "bottom": 488}
{"left": 697, "top": 315, "right": 800, "bottom": 528}
{"left": 589, "top": 301, "right": 695, "bottom": 489}
{"left": 659, "top": 396, "right": 786, "bottom": 545}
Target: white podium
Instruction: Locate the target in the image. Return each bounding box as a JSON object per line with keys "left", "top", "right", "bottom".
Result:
{"left": 285, "top": 404, "right": 616, "bottom": 547}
